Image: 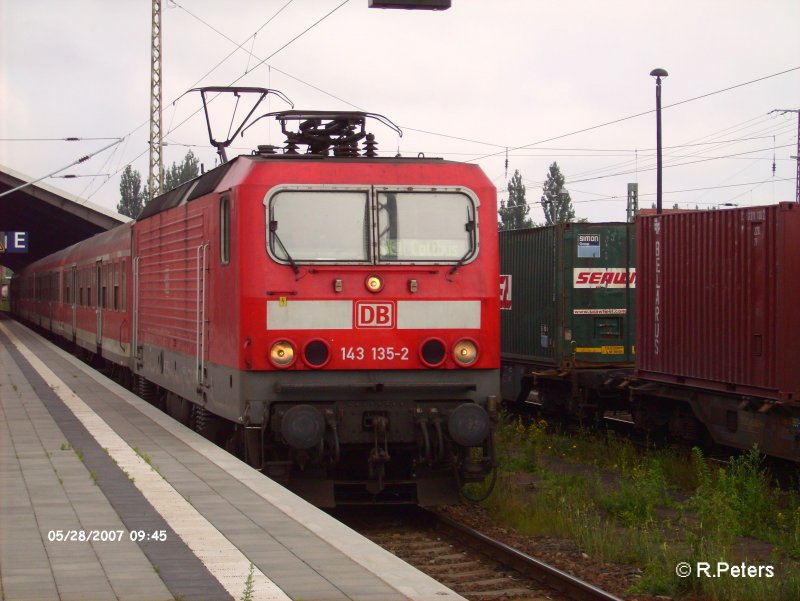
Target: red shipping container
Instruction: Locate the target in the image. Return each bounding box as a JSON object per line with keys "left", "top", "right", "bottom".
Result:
{"left": 636, "top": 202, "right": 800, "bottom": 402}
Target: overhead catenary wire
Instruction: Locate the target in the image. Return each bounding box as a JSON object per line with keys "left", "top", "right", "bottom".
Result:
{"left": 80, "top": 0, "right": 340, "bottom": 202}
{"left": 510, "top": 116, "right": 795, "bottom": 193}
{"left": 0, "top": 138, "right": 123, "bottom": 199}
{"left": 468, "top": 66, "right": 800, "bottom": 164}
{"left": 164, "top": 0, "right": 354, "bottom": 138}
{"left": 498, "top": 176, "right": 796, "bottom": 212}
{"left": 0, "top": 137, "right": 121, "bottom": 142}
{"left": 89, "top": 12, "right": 797, "bottom": 205}
{"left": 32, "top": 4, "right": 794, "bottom": 212}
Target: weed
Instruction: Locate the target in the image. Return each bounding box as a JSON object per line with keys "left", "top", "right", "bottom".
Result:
{"left": 726, "top": 447, "right": 773, "bottom": 535}
{"left": 775, "top": 500, "right": 800, "bottom": 559}
{"left": 689, "top": 447, "right": 771, "bottom": 543}
{"left": 599, "top": 457, "right": 668, "bottom": 526}
{"left": 240, "top": 563, "right": 255, "bottom": 601}
{"left": 74, "top": 448, "right": 84, "bottom": 462}
{"left": 494, "top": 415, "right": 546, "bottom": 471}
{"left": 59, "top": 442, "right": 72, "bottom": 451}
{"left": 89, "top": 470, "right": 97, "bottom": 485}
{"left": 488, "top": 423, "right": 800, "bottom": 601}
{"left": 133, "top": 446, "right": 158, "bottom": 472}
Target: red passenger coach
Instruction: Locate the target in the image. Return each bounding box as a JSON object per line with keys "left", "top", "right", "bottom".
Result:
{"left": 12, "top": 223, "right": 133, "bottom": 369}
{"left": 13, "top": 104, "right": 499, "bottom": 506}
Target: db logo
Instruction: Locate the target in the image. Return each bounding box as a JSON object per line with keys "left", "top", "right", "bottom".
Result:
{"left": 355, "top": 301, "right": 395, "bottom": 328}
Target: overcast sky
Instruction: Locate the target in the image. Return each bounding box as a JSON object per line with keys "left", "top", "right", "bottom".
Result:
{"left": 1, "top": 0, "right": 798, "bottom": 222}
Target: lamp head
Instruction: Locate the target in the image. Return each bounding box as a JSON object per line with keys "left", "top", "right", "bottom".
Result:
{"left": 650, "top": 68, "right": 669, "bottom": 78}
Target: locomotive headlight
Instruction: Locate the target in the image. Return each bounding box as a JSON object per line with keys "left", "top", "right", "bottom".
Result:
{"left": 365, "top": 275, "right": 384, "bottom": 293}
{"left": 269, "top": 340, "right": 296, "bottom": 367}
{"left": 420, "top": 338, "right": 446, "bottom": 367}
{"left": 303, "top": 339, "right": 330, "bottom": 368}
{"left": 448, "top": 403, "right": 490, "bottom": 447}
{"left": 452, "top": 339, "right": 478, "bottom": 366}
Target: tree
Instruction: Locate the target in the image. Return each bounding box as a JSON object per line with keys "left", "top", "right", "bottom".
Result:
{"left": 498, "top": 169, "right": 534, "bottom": 230}
{"left": 540, "top": 162, "right": 576, "bottom": 225}
{"left": 117, "top": 165, "right": 145, "bottom": 218}
{"left": 116, "top": 151, "right": 199, "bottom": 219}
{"left": 164, "top": 150, "right": 200, "bottom": 191}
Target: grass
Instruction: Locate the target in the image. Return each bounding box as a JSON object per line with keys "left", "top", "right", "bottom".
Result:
{"left": 132, "top": 446, "right": 153, "bottom": 466}
{"left": 480, "top": 414, "right": 800, "bottom": 600}
{"left": 132, "top": 445, "right": 161, "bottom": 474}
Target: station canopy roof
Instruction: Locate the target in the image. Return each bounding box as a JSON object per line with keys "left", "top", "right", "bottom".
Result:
{"left": 0, "top": 165, "right": 128, "bottom": 272}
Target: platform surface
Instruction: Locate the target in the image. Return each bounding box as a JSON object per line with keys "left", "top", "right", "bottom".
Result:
{"left": 0, "top": 316, "right": 465, "bottom": 601}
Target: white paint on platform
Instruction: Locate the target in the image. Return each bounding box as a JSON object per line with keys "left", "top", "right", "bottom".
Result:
{"left": 0, "top": 321, "right": 290, "bottom": 601}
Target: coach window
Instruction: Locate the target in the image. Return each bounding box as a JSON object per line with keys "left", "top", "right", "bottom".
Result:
{"left": 121, "top": 259, "right": 127, "bottom": 312}
{"left": 87, "top": 267, "right": 93, "bottom": 308}
{"left": 377, "top": 191, "right": 476, "bottom": 263}
{"left": 113, "top": 262, "right": 120, "bottom": 311}
{"left": 268, "top": 190, "right": 370, "bottom": 262}
{"left": 101, "top": 265, "right": 108, "bottom": 309}
{"left": 220, "top": 196, "right": 230, "bottom": 265}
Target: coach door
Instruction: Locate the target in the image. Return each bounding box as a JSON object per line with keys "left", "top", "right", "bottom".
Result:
{"left": 71, "top": 266, "right": 77, "bottom": 342}
{"left": 196, "top": 242, "right": 209, "bottom": 387}
{"left": 95, "top": 260, "right": 103, "bottom": 351}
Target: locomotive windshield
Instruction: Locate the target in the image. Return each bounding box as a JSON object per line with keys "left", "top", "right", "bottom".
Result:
{"left": 267, "top": 187, "right": 476, "bottom": 265}
{"left": 377, "top": 191, "right": 473, "bottom": 262}
{"left": 269, "top": 190, "right": 370, "bottom": 261}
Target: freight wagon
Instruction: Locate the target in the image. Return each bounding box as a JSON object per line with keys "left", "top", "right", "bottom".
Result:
{"left": 501, "top": 205, "right": 800, "bottom": 463}
{"left": 633, "top": 202, "right": 800, "bottom": 460}
{"left": 500, "top": 222, "right": 636, "bottom": 419}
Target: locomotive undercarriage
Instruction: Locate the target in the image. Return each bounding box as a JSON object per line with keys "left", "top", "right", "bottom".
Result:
{"left": 250, "top": 372, "right": 498, "bottom": 506}
{"left": 256, "top": 398, "right": 496, "bottom": 506}
{"left": 135, "top": 342, "right": 499, "bottom": 506}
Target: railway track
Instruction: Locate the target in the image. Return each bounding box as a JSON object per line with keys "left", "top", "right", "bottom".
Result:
{"left": 335, "top": 506, "right": 623, "bottom": 601}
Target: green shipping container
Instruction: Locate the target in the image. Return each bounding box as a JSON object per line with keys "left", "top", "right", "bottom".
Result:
{"left": 500, "top": 223, "right": 635, "bottom": 401}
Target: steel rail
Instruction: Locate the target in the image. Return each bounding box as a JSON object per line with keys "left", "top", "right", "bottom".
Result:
{"left": 429, "top": 510, "right": 624, "bottom": 601}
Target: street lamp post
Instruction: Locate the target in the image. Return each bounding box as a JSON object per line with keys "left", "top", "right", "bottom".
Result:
{"left": 650, "top": 68, "right": 668, "bottom": 214}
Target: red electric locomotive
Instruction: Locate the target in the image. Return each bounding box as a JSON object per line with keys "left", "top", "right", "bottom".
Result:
{"left": 12, "top": 93, "right": 500, "bottom": 506}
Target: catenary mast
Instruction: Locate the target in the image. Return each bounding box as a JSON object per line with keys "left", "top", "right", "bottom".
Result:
{"left": 148, "top": 0, "right": 164, "bottom": 200}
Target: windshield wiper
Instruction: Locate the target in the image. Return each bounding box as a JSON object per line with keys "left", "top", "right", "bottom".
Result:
{"left": 448, "top": 247, "right": 473, "bottom": 276}
{"left": 269, "top": 221, "right": 300, "bottom": 274}
{"left": 448, "top": 209, "right": 476, "bottom": 276}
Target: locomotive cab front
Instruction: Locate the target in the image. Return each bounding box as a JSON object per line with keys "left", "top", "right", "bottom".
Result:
{"left": 231, "top": 160, "right": 500, "bottom": 505}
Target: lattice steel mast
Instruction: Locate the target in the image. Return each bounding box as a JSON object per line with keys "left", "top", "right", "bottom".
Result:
{"left": 148, "top": 0, "right": 164, "bottom": 200}
{"left": 771, "top": 109, "right": 800, "bottom": 203}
